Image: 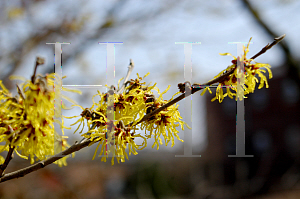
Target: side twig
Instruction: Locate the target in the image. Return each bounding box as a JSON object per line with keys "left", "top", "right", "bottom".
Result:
{"left": 117, "top": 59, "right": 135, "bottom": 95}
{"left": 31, "top": 57, "right": 45, "bottom": 84}
{"left": 250, "top": 34, "right": 285, "bottom": 60}
{"left": 16, "top": 84, "right": 25, "bottom": 101}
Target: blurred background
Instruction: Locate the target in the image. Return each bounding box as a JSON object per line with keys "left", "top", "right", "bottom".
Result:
{"left": 0, "top": 0, "right": 300, "bottom": 198}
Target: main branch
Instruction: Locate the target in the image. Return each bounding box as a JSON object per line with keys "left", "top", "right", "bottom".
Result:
{"left": 0, "top": 35, "right": 285, "bottom": 183}
{"left": 0, "top": 138, "right": 93, "bottom": 183}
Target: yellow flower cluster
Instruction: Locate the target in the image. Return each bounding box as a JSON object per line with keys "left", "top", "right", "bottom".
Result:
{"left": 68, "top": 73, "right": 186, "bottom": 165}
{"left": 0, "top": 80, "right": 10, "bottom": 163}
{"left": 139, "top": 87, "right": 185, "bottom": 150}
{"left": 201, "top": 38, "right": 272, "bottom": 103}
{"left": 0, "top": 74, "right": 80, "bottom": 166}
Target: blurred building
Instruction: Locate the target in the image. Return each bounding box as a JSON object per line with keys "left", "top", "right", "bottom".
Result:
{"left": 202, "top": 64, "right": 300, "bottom": 197}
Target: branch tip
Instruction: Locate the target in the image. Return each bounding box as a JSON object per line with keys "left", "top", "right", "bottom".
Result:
{"left": 275, "top": 34, "right": 285, "bottom": 41}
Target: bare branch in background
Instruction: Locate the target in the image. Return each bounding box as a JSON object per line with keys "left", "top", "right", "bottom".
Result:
{"left": 242, "top": 0, "right": 299, "bottom": 73}
{"left": 0, "top": 0, "right": 179, "bottom": 91}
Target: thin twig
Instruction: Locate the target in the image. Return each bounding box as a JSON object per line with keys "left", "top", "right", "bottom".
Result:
{"left": 117, "top": 59, "right": 135, "bottom": 95}
{"left": 250, "top": 34, "right": 285, "bottom": 60}
{"left": 16, "top": 84, "right": 25, "bottom": 101}
{"left": 31, "top": 57, "right": 45, "bottom": 84}
{"left": 242, "top": 0, "right": 292, "bottom": 60}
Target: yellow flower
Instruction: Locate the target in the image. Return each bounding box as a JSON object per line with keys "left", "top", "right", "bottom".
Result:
{"left": 71, "top": 73, "right": 186, "bottom": 165}
{"left": 0, "top": 74, "right": 81, "bottom": 165}
{"left": 89, "top": 119, "right": 144, "bottom": 165}
{"left": 53, "top": 133, "right": 75, "bottom": 167}
{"left": 201, "top": 38, "right": 272, "bottom": 103}
{"left": 0, "top": 145, "right": 9, "bottom": 164}
{"left": 140, "top": 87, "right": 186, "bottom": 150}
